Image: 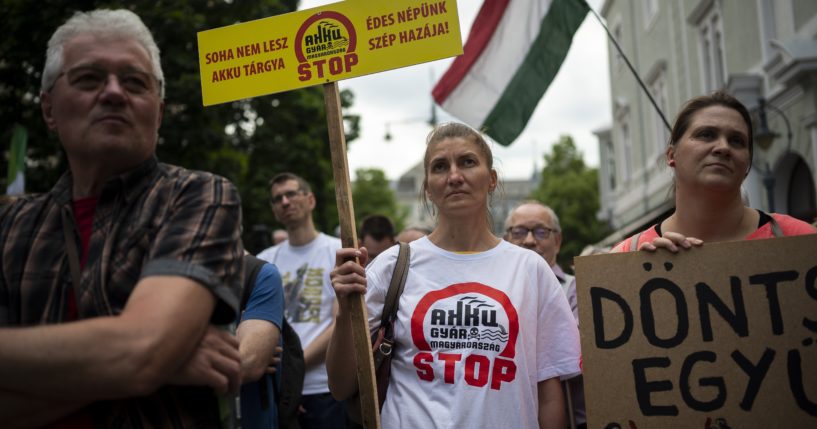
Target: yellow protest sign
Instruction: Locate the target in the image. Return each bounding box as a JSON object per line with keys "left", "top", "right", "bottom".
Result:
{"left": 197, "top": 0, "right": 462, "bottom": 106}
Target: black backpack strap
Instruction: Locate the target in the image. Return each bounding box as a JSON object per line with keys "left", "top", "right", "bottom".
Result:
{"left": 381, "top": 242, "right": 410, "bottom": 326}
{"left": 768, "top": 213, "right": 784, "bottom": 237}
{"left": 241, "top": 254, "right": 267, "bottom": 311}
{"left": 273, "top": 318, "right": 305, "bottom": 429}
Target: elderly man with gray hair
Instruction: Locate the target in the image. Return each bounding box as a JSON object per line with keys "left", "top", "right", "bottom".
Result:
{"left": 0, "top": 9, "right": 242, "bottom": 427}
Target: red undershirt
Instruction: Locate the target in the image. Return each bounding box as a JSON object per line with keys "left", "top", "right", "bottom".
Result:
{"left": 49, "top": 196, "right": 98, "bottom": 428}
{"left": 65, "top": 196, "right": 96, "bottom": 321}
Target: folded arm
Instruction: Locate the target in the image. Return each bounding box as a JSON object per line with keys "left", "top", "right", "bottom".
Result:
{"left": 0, "top": 275, "right": 222, "bottom": 400}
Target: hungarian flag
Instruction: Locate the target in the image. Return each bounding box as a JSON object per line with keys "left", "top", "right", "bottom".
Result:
{"left": 432, "top": 0, "right": 589, "bottom": 145}
{"left": 6, "top": 124, "right": 27, "bottom": 195}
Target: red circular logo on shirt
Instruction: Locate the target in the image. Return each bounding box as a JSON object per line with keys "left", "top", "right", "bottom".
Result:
{"left": 410, "top": 282, "right": 520, "bottom": 390}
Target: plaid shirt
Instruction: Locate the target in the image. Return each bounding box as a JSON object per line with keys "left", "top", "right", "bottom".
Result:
{"left": 0, "top": 156, "right": 243, "bottom": 428}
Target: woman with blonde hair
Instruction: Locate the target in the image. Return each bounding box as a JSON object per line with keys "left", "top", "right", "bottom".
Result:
{"left": 327, "top": 123, "right": 580, "bottom": 428}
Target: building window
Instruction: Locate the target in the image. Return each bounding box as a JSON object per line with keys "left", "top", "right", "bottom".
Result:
{"left": 788, "top": 158, "right": 817, "bottom": 222}
{"left": 606, "top": 140, "right": 617, "bottom": 191}
{"left": 618, "top": 116, "right": 632, "bottom": 184}
{"left": 648, "top": 69, "right": 670, "bottom": 161}
{"left": 697, "top": 8, "right": 726, "bottom": 91}
{"left": 758, "top": 0, "right": 777, "bottom": 62}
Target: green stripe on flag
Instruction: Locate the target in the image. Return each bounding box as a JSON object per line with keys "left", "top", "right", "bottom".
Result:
{"left": 483, "top": 0, "right": 589, "bottom": 146}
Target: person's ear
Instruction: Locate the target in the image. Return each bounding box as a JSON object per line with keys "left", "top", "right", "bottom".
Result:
{"left": 307, "top": 192, "right": 316, "bottom": 210}
{"left": 666, "top": 146, "right": 676, "bottom": 168}
{"left": 489, "top": 169, "right": 497, "bottom": 192}
{"left": 41, "top": 91, "right": 58, "bottom": 131}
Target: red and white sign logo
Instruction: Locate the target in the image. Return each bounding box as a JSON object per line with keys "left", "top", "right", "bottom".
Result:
{"left": 294, "top": 11, "right": 359, "bottom": 81}
{"left": 410, "top": 282, "right": 519, "bottom": 390}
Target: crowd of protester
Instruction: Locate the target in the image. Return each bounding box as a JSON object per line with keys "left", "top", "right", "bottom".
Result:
{"left": 2, "top": 8, "right": 815, "bottom": 429}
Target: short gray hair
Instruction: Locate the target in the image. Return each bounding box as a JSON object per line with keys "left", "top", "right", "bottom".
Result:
{"left": 41, "top": 9, "right": 165, "bottom": 98}
{"left": 504, "top": 200, "right": 561, "bottom": 232}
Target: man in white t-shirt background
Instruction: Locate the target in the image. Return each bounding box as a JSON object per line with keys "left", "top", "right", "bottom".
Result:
{"left": 257, "top": 172, "right": 350, "bottom": 429}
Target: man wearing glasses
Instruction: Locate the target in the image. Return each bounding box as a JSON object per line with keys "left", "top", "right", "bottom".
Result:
{"left": 505, "top": 200, "right": 586, "bottom": 429}
{"left": 258, "top": 172, "right": 348, "bottom": 429}
{"left": 0, "top": 9, "right": 242, "bottom": 427}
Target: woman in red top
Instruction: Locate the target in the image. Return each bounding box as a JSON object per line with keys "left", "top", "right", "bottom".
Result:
{"left": 613, "top": 91, "right": 815, "bottom": 253}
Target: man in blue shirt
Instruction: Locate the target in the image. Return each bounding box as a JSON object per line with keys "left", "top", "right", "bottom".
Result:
{"left": 239, "top": 261, "right": 285, "bottom": 428}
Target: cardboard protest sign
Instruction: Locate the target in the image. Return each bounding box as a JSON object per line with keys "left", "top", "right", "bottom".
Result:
{"left": 575, "top": 234, "right": 817, "bottom": 428}
{"left": 197, "top": 0, "right": 462, "bottom": 105}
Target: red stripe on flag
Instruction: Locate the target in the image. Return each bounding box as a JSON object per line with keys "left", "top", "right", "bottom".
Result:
{"left": 432, "top": 0, "right": 511, "bottom": 104}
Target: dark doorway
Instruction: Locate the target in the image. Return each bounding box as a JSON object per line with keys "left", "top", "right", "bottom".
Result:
{"left": 787, "top": 157, "right": 816, "bottom": 223}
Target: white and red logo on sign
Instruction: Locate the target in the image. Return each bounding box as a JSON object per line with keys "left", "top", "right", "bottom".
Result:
{"left": 294, "top": 11, "right": 359, "bottom": 81}
{"left": 411, "top": 282, "right": 519, "bottom": 390}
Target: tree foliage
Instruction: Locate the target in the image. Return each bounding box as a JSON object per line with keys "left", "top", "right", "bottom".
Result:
{"left": 0, "top": 0, "right": 360, "bottom": 254}
{"left": 530, "top": 135, "right": 608, "bottom": 271}
{"left": 352, "top": 168, "right": 407, "bottom": 233}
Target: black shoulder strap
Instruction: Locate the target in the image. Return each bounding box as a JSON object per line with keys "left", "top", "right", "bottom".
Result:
{"left": 241, "top": 254, "right": 267, "bottom": 311}
{"left": 768, "top": 213, "right": 784, "bottom": 237}
{"left": 274, "top": 318, "right": 305, "bottom": 428}
{"left": 381, "top": 242, "right": 410, "bottom": 326}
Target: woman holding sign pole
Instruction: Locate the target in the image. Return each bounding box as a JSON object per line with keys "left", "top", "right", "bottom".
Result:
{"left": 613, "top": 91, "right": 815, "bottom": 253}
{"left": 327, "top": 123, "right": 581, "bottom": 428}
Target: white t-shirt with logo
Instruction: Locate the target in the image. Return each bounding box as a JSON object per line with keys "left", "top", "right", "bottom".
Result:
{"left": 258, "top": 233, "right": 340, "bottom": 395}
{"left": 365, "top": 237, "right": 581, "bottom": 428}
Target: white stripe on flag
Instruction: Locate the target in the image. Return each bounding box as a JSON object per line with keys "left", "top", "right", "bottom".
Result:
{"left": 440, "top": 0, "right": 554, "bottom": 128}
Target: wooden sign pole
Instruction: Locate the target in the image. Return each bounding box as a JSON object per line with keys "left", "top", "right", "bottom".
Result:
{"left": 322, "top": 82, "right": 381, "bottom": 429}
